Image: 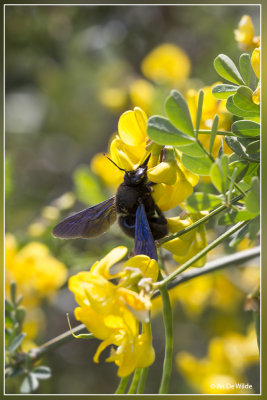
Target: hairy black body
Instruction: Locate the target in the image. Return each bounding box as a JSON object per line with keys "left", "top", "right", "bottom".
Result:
{"left": 116, "top": 179, "right": 168, "bottom": 240}
{"left": 52, "top": 154, "right": 168, "bottom": 242}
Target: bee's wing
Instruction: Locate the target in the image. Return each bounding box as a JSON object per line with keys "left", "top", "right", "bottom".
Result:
{"left": 134, "top": 201, "right": 157, "bottom": 260}
{"left": 52, "top": 196, "right": 116, "bottom": 239}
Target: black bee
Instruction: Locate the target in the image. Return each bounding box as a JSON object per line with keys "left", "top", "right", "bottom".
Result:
{"left": 52, "top": 154, "right": 168, "bottom": 259}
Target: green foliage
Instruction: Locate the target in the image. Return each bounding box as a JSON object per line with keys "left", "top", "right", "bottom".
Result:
{"left": 213, "top": 54, "right": 244, "bottom": 85}
{"left": 186, "top": 192, "right": 222, "bottom": 212}
{"left": 5, "top": 282, "right": 51, "bottom": 394}
{"left": 147, "top": 116, "right": 194, "bottom": 146}
{"left": 165, "top": 90, "right": 195, "bottom": 137}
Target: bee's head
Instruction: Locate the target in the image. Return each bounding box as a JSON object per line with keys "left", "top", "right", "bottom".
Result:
{"left": 104, "top": 153, "right": 150, "bottom": 186}
{"left": 124, "top": 154, "right": 150, "bottom": 186}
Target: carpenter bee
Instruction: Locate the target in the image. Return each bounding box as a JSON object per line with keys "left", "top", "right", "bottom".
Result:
{"left": 52, "top": 154, "right": 168, "bottom": 259}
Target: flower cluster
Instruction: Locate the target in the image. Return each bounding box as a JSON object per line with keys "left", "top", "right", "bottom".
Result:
{"left": 5, "top": 234, "right": 67, "bottom": 348}
{"left": 176, "top": 325, "right": 259, "bottom": 394}
{"left": 69, "top": 246, "right": 158, "bottom": 377}
{"left": 5, "top": 234, "right": 67, "bottom": 308}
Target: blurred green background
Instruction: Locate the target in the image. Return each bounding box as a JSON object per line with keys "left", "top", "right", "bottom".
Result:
{"left": 5, "top": 5, "right": 260, "bottom": 394}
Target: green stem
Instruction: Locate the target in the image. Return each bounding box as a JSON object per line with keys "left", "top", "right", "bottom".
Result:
{"left": 115, "top": 375, "right": 131, "bottom": 394}
{"left": 196, "top": 138, "right": 214, "bottom": 162}
{"left": 155, "top": 221, "right": 248, "bottom": 288}
{"left": 233, "top": 181, "right": 247, "bottom": 197}
{"left": 128, "top": 368, "right": 142, "bottom": 394}
{"left": 195, "top": 135, "right": 246, "bottom": 198}
{"left": 158, "top": 270, "right": 173, "bottom": 394}
{"left": 158, "top": 193, "right": 243, "bottom": 245}
{"left": 198, "top": 129, "right": 233, "bottom": 136}
{"left": 136, "top": 368, "right": 149, "bottom": 394}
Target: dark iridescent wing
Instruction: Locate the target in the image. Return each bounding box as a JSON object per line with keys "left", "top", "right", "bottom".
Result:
{"left": 134, "top": 201, "right": 157, "bottom": 260}
{"left": 52, "top": 197, "right": 116, "bottom": 239}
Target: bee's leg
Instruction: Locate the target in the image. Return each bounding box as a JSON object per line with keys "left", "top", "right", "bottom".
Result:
{"left": 154, "top": 204, "right": 168, "bottom": 223}
{"left": 149, "top": 204, "right": 168, "bottom": 240}
{"left": 147, "top": 181, "right": 157, "bottom": 187}
{"left": 118, "top": 215, "right": 136, "bottom": 238}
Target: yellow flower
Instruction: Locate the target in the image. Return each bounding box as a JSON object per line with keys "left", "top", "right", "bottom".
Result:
{"left": 251, "top": 47, "right": 260, "bottom": 105}
{"left": 176, "top": 325, "right": 259, "bottom": 394}
{"left": 68, "top": 247, "right": 157, "bottom": 377}
{"left": 162, "top": 214, "right": 207, "bottom": 266}
{"left": 234, "top": 15, "right": 260, "bottom": 50}
{"left": 141, "top": 43, "right": 191, "bottom": 85}
{"left": 91, "top": 151, "right": 124, "bottom": 188}
{"left": 5, "top": 234, "right": 67, "bottom": 308}
{"left": 129, "top": 79, "right": 155, "bottom": 113}
{"left": 98, "top": 87, "right": 127, "bottom": 111}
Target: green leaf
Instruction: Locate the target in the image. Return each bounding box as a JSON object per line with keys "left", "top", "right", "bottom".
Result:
{"left": 218, "top": 209, "right": 256, "bottom": 225}
{"left": 10, "top": 281, "right": 17, "bottom": 306}
{"left": 246, "top": 140, "right": 260, "bottom": 154}
{"left": 20, "top": 373, "right": 39, "bottom": 394}
{"left": 165, "top": 90, "right": 195, "bottom": 137}
{"left": 233, "top": 86, "right": 260, "bottom": 114}
{"left": 16, "top": 307, "right": 26, "bottom": 324}
{"left": 32, "top": 366, "right": 52, "bottom": 380}
{"left": 73, "top": 166, "right": 105, "bottom": 206}
{"left": 181, "top": 154, "right": 212, "bottom": 175}
{"left": 232, "top": 120, "right": 260, "bottom": 138}
{"left": 5, "top": 298, "right": 13, "bottom": 312}
{"left": 239, "top": 53, "right": 251, "bottom": 86}
{"left": 186, "top": 192, "right": 222, "bottom": 212}
{"left": 214, "top": 54, "right": 244, "bottom": 85}
{"left": 209, "top": 115, "right": 219, "bottom": 154}
{"left": 196, "top": 89, "right": 204, "bottom": 134}
{"left": 226, "top": 96, "right": 259, "bottom": 118}
{"left": 229, "top": 161, "right": 249, "bottom": 183}
{"left": 147, "top": 116, "right": 194, "bottom": 146}
{"left": 243, "top": 163, "right": 259, "bottom": 185}
{"left": 225, "top": 136, "right": 259, "bottom": 162}
{"left": 245, "top": 177, "right": 260, "bottom": 214}
{"left": 227, "top": 167, "right": 238, "bottom": 203}
{"left": 175, "top": 142, "right": 206, "bottom": 157}
{"left": 210, "top": 155, "right": 229, "bottom": 194}
{"left": 249, "top": 216, "right": 260, "bottom": 241}
{"left": 212, "top": 84, "right": 238, "bottom": 99}
{"left": 7, "top": 332, "right": 26, "bottom": 353}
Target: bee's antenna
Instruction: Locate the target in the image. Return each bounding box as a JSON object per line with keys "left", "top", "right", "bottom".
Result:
{"left": 140, "top": 153, "right": 151, "bottom": 168}
{"left": 103, "top": 154, "right": 126, "bottom": 172}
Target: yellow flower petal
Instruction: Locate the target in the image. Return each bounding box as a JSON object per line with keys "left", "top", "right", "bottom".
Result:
{"left": 252, "top": 81, "right": 260, "bottom": 105}
{"left": 162, "top": 237, "right": 193, "bottom": 257}
{"left": 124, "top": 255, "right": 159, "bottom": 282}
{"left": 118, "top": 107, "right": 147, "bottom": 146}
{"left": 91, "top": 152, "right": 123, "bottom": 188}
{"left": 251, "top": 47, "right": 260, "bottom": 79}
{"left": 90, "top": 246, "right": 128, "bottom": 279}
{"left": 152, "top": 179, "right": 193, "bottom": 211}
{"left": 148, "top": 161, "right": 177, "bottom": 185}
{"left": 234, "top": 15, "right": 255, "bottom": 50}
